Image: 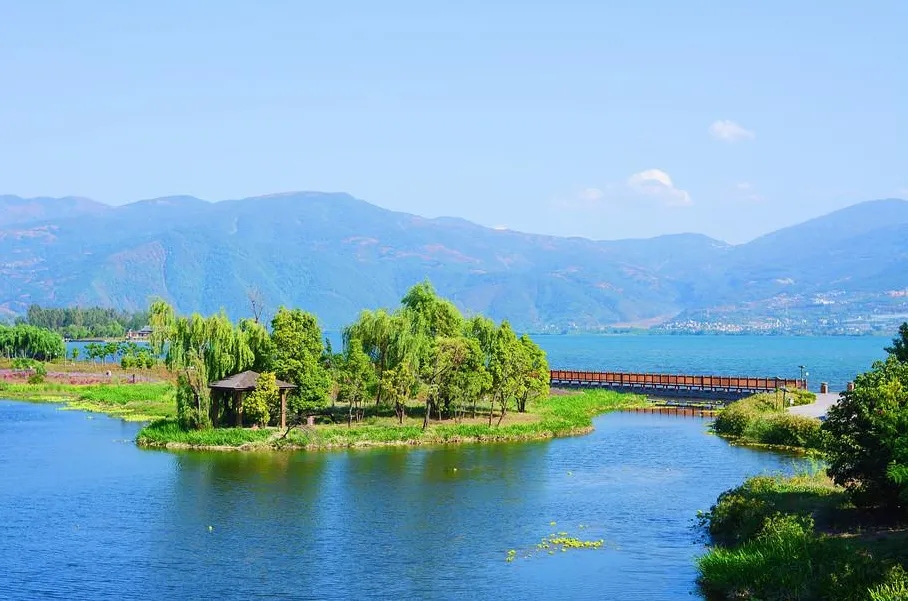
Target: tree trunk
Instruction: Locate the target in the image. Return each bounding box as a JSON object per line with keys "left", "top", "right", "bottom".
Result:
{"left": 280, "top": 389, "right": 288, "bottom": 430}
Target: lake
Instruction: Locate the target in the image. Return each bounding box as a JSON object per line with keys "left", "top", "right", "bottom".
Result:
{"left": 1, "top": 401, "right": 807, "bottom": 601}
{"left": 534, "top": 334, "right": 886, "bottom": 392}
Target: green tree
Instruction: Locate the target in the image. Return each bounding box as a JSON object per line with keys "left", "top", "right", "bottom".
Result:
{"left": 885, "top": 322, "right": 908, "bottom": 363}
{"left": 823, "top": 355, "right": 908, "bottom": 508}
{"left": 437, "top": 335, "right": 489, "bottom": 422}
{"left": 344, "top": 309, "right": 419, "bottom": 406}
{"left": 245, "top": 372, "right": 277, "bottom": 427}
{"left": 150, "top": 300, "right": 259, "bottom": 430}
{"left": 515, "top": 334, "right": 550, "bottom": 413}
{"left": 271, "top": 307, "right": 331, "bottom": 422}
{"left": 401, "top": 281, "right": 463, "bottom": 339}
{"left": 70, "top": 347, "right": 80, "bottom": 363}
{"left": 336, "top": 337, "right": 376, "bottom": 425}
{"left": 0, "top": 324, "right": 65, "bottom": 361}
{"left": 488, "top": 321, "right": 522, "bottom": 426}
{"left": 381, "top": 363, "right": 417, "bottom": 424}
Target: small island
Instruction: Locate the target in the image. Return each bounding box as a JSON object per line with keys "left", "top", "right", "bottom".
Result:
{"left": 1, "top": 282, "right": 647, "bottom": 451}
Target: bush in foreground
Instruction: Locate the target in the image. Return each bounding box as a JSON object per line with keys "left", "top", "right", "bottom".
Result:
{"left": 698, "top": 473, "right": 908, "bottom": 601}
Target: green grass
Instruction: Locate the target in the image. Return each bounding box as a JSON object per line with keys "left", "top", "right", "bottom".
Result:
{"left": 136, "top": 419, "right": 274, "bottom": 447}
{"left": 136, "top": 389, "right": 648, "bottom": 450}
{"left": 713, "top": 392, "right": 825, "bottom": 451}
{"left": 697, "top": 472, "right": 908, "bottom": 601}
{"left": 0, "top": 381, "right": 175, "bottom": 421}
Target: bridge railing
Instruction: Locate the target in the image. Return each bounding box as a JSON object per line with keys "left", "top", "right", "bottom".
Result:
{"left": 549, "top": 370, "right": 805, "bottom": 391}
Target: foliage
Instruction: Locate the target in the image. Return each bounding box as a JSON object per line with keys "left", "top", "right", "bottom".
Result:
{"left": 119, "top": 342, "right": 155, "bottom": 369}
{"left": 884, "top": 322, "right": 908, "bottom": 363}
{"left": 335, "top": 337, "right": 376, "bottom": 423}
{"left": 823, "top": 355, "right": 908, "bottom": 508}
{"left": 701, "top": 472, "right": 845, "bottom": 547}
{"left": 137, "top": 418, "right": 273, "bottom": 447}
{"left": 244, "top": 372, "right": 276, "bottom": 427}
{"left": 713, "top": 392, "right": 824, "bottom": 450}
{"left": 0, "top": 323, "right": 65, "bottom": 360}
{"left": 271, "top": 307, "right": 331, "bottom": 419}
{"left": 22, "top": 304, "right": 148, "bottom": 339}
{"left": 11, "top": 356, "right": 49, "bottom": 383}
{"left": 698, "top": 472, "right": 908, "bottom": 601}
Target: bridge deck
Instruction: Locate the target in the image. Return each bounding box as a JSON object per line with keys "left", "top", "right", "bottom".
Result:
{"left": 550, "top": 369, "right": 806, "bottom": 402}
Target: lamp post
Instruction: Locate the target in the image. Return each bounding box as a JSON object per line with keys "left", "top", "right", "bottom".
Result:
{"left": 798, "top": 365, "right": 808, "bottom": 391}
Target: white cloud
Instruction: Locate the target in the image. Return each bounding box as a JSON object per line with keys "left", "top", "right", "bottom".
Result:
{"left": 626, "top": 169, "right": 692, "bottom": 207}
{"left": 554, "top": 170, "right": 692, "bottom": 210}
{"left": 709, "top": 120, "right": 755, "bottom": 142}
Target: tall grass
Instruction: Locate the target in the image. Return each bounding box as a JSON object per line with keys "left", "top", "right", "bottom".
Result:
{"left": 137, "top": 419, "right": 273, "bottom": 447}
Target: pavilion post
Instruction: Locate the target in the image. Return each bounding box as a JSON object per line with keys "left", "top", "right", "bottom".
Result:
{"left": 280, "top": 389, "right": 288, "bottom": 429}
{"left": 235, "top": 390, "right": 244, "bottom": 427}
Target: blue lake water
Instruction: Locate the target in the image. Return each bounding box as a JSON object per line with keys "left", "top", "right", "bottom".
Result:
{"left": 533, "top": 334, "right": 886, "bottom": 392}
{"left": 0, "top": 401, "right": 807, "bottom": 601}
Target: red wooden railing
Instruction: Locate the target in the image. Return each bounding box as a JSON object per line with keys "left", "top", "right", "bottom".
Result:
{"left": 549, "top": 370, "right": 805, "bottom": 391}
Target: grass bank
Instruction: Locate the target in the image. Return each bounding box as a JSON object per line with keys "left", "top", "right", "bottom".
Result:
{"left": 136, "top": 389, "right": 648, "bottom": 450}
{"left": 0, "top": 381, "right": 176, "bottom": 421}
{"left": 712, "top": 391, "right": 825, "bottom": 451}
{"left": 697, "top": 471, "right": 908, "bottom": 601}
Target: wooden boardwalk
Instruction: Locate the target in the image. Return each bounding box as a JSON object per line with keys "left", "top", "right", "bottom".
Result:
{"left": 550, "top": 369, "right": 806, "bottom": 403}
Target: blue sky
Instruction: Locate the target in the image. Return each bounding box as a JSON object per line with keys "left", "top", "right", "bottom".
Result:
{"left": 0, "top": 1, "right": 904, "bottom": 243}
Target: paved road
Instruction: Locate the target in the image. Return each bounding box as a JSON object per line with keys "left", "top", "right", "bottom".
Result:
{"left": 787, "top": 392, "right": 841, "bottom": 419}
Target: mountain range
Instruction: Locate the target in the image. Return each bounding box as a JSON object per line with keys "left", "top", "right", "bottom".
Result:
{"left": 2, "top": 192, "right": 907, "bottom": 332}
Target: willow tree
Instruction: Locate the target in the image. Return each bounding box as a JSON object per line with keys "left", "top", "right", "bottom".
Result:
{"left": 345, "top": 308, "right": 421, "bottom": 406}
{"left": 488, "top": 321, "right": 522, "bottom": 426}
{"left": 149, "top": 300, "right": 258, "bottom": 429}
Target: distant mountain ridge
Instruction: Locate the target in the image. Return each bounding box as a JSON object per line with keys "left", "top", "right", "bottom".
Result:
{"left": 1, "top": 193, "right": 906, "bottom": 331}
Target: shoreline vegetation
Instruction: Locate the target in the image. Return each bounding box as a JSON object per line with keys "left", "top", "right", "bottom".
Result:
{"left": 135, "top": 389, "right": 648, "bottom": 451}
{"left": 0, "top": 376, "right": 647, "bottom": 450}
{"left": 697, "top": 327, "right": 908, "bottom": 600}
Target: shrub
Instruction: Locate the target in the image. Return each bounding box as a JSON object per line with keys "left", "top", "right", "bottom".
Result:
{"left": 713, "top": 393, "right": 824, "bottom": 449}
{"left": 869, "top": 566, "right": 908, "bottom": 601}
{"left": 822, "top": 356, "right": 908, "bottom": 508}
{"left": 759, "top": 413, "right": 825, "bottom": 448}
{"left": 713, "top": 402, "right": 760, "bottom": 436}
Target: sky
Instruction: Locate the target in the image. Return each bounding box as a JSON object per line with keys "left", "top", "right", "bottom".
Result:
{"left": 0, "top": 0, "right": 905, "bottom": 243}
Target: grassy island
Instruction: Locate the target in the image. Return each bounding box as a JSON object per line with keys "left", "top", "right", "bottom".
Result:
{"left": 135, "top": 389, "right": 647, "bottom": 450}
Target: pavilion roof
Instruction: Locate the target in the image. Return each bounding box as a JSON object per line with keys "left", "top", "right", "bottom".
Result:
{"left": 208, "top": 370, "right": 297, "bottom": 391}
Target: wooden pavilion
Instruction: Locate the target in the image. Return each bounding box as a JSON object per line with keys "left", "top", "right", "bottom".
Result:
{"left": 208, "top": 370, "right": 297, "bottom": 428}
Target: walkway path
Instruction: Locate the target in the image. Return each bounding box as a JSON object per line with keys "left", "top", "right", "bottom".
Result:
{"left": 787, "top": 392, "right": 840, "bottom": 419}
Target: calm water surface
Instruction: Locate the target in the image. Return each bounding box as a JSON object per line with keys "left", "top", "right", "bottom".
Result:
{"left": 0, "top": 401, "right": 807, "bottom": 601}
{"left": 534, "top": 334, "right": 886, "bottom": 391}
